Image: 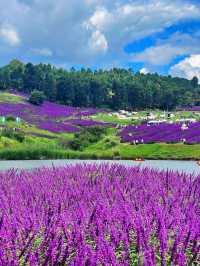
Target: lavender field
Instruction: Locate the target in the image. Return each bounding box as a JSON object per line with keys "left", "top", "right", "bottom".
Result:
{"left": 119, "top": 123, "right": 200, "bottom": 144}
{"left": 0, "top": 164, "right": 199, "bottom": 265}
{"left": 0, "top": 100, "right": 109, "bottom": 133}
{"left": 0, "top": 92, "right": 200, "bottom": 160}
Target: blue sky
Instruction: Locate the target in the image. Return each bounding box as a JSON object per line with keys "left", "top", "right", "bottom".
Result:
{"left": 0, "top": 0, "right": 200, "bottom": 80}
{"left": 124, "top": 19, "right": 200, "bottom": 74}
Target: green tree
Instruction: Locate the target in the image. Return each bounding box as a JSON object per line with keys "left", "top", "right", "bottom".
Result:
{"left": 0, "top": 60, "right": 199, "bottom": 110}
{"left": 23, "top": 63, "right": 38, "bottom": 92}
{"left": 191, "top": 76, "right": 198, "bottom": 88}
{"left": 29, "top": 90, "right": 45, "bottom": 105}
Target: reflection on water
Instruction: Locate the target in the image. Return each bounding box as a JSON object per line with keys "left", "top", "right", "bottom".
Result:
{"left": 0, "top": 159, "right": 199, "bottom": 175}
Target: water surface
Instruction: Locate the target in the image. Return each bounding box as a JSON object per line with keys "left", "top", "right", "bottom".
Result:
{"left": 0, "top": 159, "right": 199, "bottom": 175}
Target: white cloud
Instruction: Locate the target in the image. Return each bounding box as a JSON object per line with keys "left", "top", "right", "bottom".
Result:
{"left": 0, "top": 24, "right": 21, "bottom": 46}
{"left": 131, "top": 31, "right": 200, "bottom": 66}
{"left": 140, "top": 67, "right": 150, "bottom": 74}
{"left": 89, "top": 30, "right": 108, "bottom": 53}
{"left": 84, "top": 0, "right": 200, "bottom": 65}
{"left": 133, "top": 45, "right": 185, "bottom": 65}
{"left": 86, "top": 7, "right": 113, "bottom": 31}
{"left": 170, "top": 54, "right": 200, "bottom": 82}
{"left": 31, "top": 48, "right": 53, "bottom": 57}
{"left": 0, "top": 0, "right": 199, "bottom": 67}
{"left": 85, "top": 0, "right": 200, "bottom": 42}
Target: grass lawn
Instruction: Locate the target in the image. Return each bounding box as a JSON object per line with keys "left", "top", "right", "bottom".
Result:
{"left": 91, "top": 113, "right": 133, "bottom": 125}
{"left": 85, "top": 134, "right": 200, "bottom": 160}
{"left": 0, "top": 92, "right": 24, "bottom": 103}
{"left": 1, "top": 141, "right": 199, "bottom": 160}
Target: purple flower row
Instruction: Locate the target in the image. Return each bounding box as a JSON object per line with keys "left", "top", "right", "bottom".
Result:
{"left": 119, "top": 122, "right": 200, "bottom": 144}
{"left": 37, "top": 121, "right": 80, "bottom": 133}
{"left": 0, "top": 101, "right": 107, "bottom": 133}
{"left": 182, "top": 106, "right": 200, "bottom": 111}
{"left": 65, "top": 119, "right": 114, "bottom": 127}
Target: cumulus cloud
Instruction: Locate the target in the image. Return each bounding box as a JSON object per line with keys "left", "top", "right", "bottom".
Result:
{"left": 88, "top": 30, "right": 108, "bottom": 53}
{"left": 170, "top": 54, "right": 200, "bottom": 82}
{"left": 85, "top": 0, "right": 200, "bottom": 43}
{"left": 85, "top": 7, "right": 113, "bottom": 31}
{"left": 0, "top": 0, "right": 199, "bottom": 66}
{"left": 133, "top": 45, "right": 184, "bottom": 65}
{"left": 84, "top": 0, "right": 200, "bottom": 66}
{"left": 131, "top": 31, "right": 200, "bottom": 66}
{"left": 0, "top": 24, "right": 21, "bottom": 46}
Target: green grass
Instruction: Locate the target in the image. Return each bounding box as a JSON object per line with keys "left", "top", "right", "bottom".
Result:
{"left": 0, "top": 92, "right": 24, "bottom": 103}
{"left": 0, "top": 136, "right": 21, "bottom": 149}
{"left": 85, "top": 134, "right": 200, "bottom": 160}
{"left": 22, "top": 124, "right": 58, "bottom": 137}
{"left": 1, "top": 143, "right": 199, "bottom": 160}
{"left": 92, "top": 142, "right": 200, "bottom": 160}
{"left": 118, "top": 143, "right": 200, "bottom": 160}
{"left": 1, "top": 121, "right": 59, "bottom": 138}
{"left": 91, "top": 113, "right": 134, "bottom": 125}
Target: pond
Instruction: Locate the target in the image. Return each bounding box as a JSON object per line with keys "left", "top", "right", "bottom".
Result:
{"left": 0, "top": 159, "right": 199, "bottom": 175}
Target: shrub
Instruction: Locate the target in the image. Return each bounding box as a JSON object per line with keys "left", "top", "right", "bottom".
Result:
{"left": 13, "top": 131, "right": 25, "bottom": 142}
{"left": 68, "top": 138, "right": 86, "bottom": 151}
{"left": 68, "top": 126, "right": 107, "bottom": 151}
{"left": 1, "top": 128, "right": 25, "bottom": 142}
{"left": 58, "top": 137, "right": 72, "bottom": 149}
{"left": 1, "top": 128, "right": 13, "bottom": 138}
{"left": 105, "top": 140, "right": 118, "bottom": 148}
{"left": 113, "top": 150, "right": 120, "bottom": 157}
{"left": 6, "top": 116, "right": 16, "bottom": 122}
{"left": 0, "top": 147, "right": 67, "bottom": 160}
{"left": 29, "top": 90, "right": 45, "bottom": 106}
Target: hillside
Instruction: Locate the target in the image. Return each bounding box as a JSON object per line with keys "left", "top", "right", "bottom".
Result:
{"left": 0, "top": 92, "right": 110, "bottom": 133}
{"left": 0, "top": 60, "right": 200, "bottom": 111}
{"left": 0, "top": 91, "right": 200, "bottom": 160}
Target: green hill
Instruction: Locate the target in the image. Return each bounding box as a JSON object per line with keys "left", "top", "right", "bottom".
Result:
{"left": 0, "top": 91, "right": 200, "bottom": 160}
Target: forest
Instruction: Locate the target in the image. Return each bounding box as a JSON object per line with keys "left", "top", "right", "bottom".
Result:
{"left": 0, "top": 59, "right": 199, "bottom": 110}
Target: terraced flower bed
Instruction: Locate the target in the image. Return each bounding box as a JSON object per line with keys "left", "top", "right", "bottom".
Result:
{"left": 0, "top": 100, "right": 108, "bottom": 133}
{"left": 0, "top": 164, "right": 199, "bottom": 265}
{"left": 184, "top": 106, "right": 200, "bottom": 111}
{"left": 65, "top": 119, "right": 114, "bottom": 127}
{"left": 119, "top": 122, "right": 200, "bottom": 144}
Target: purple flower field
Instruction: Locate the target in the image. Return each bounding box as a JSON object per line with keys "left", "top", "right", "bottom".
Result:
{"left": 0, "top": 100, "right": 106, "bottom": 133}
{"left": 0, "top": 164, "right": 199, "bottom": 265}
{"left": 183, "top": 106, "right": 200, "bottom": 112}
{"left": 119, "top": 122, "right": 200, "bottom": 144}
{"left": 65, "top": 119, "right": 114, "bottom": 127}
{"left": 38, "top": 121, "right": 80, "bottom": 133}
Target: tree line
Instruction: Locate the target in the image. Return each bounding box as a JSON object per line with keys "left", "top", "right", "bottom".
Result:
{"left": 0, "top": 59, "right": 199, "bottom": 110}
